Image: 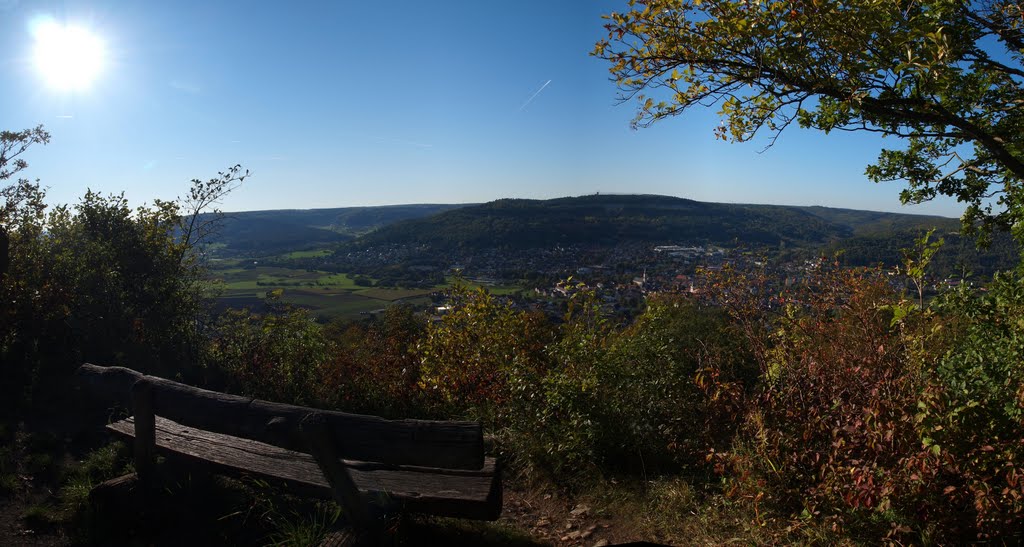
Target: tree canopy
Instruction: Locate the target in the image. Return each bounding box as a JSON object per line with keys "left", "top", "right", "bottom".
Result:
{"left": 594, "top": 0, "right": 1024, "bottom": 242}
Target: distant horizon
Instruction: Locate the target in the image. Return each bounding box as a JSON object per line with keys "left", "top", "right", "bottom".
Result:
{"left": 218, "top": 193, "right": 961, "bottom": 220}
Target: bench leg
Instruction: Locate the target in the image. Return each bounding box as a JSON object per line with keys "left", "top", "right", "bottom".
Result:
{"left": 131, "top": 379, "right": 156, "bottom": 486}
{"left": 301, "top": 413, "right": 374, "bottom": 531}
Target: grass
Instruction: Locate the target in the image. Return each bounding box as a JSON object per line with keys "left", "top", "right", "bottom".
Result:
{"left": 354, "top": 287, "right": 434, "bottom": 301}
{"left": 395, "top": 517, "right": 543, "bottom": 546}
{"left": 207, "top": 262, "right": 527, "bottom": 321}
{"left": 316, "top": 273, "right": 370, "bottom": 290}
{"left": 22, "top": 504, "right": 62, "bottom": 529}
{"left": 0, "top": 473, "right": 16, "bottom": 495}
{"left": 213, "top": 267, "right": 371, "bottom": 292}
{"left": 216, "top": 293, "right": 269, "bottom": 309}
{"left": 283, "top": 291, "right": 388, "bottom": 319}
{"left": 59, "top": 474, "right": 94, "bottom": 514}
{"left": 446, "top": 276, "right": 523, "bottom": 296}
{"left": 216, "top": 286, "right": 431, "bottom": 321}
{"left": 265, "top": 502, "right": 341, "bottom": 547}
{"left": 282, "top": 249, "right": 333, "bottom": 259}
{"left": 266, "top": 505, "right": 544, "bottom": 547}
{"left": 206, "top": 257, "right": 246, "bottom": 268}
{"left": 5, "top": 442, "right": 133, "bottom": 544}
{"left": 0, "top": 429, "right": 15, "bottom": 496}
{"left": 545, "top": 474, "right": 852, "bottom": 546}
{"left": 57, "top": 442, "right": 129, "bottom": 519}
{"left": 77, "top": 443, "right": 123, "bottom": 480}
{"left": 211, "top": 265, "right": 421, "bottom": 320}
{"left": 25, "top": 452, "right": 56, "bottom": 477}
{"left": 16, "top": 431, "right": 64, "bottom": 483}
{"left": 485, "top": 285, "right": 523, "bottom": 296}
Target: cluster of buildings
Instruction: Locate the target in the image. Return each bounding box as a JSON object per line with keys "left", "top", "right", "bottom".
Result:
{"left": 278, "top": 239, "right": 959, "bottom": 323}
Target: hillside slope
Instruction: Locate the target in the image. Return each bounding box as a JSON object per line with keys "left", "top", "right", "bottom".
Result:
{"left": 204, "top": 203, "right": 467, "bottom": 254}
{"left": 352, "top": 195, "right": 854, "bottom": 250}
{"left": 199, "top": 194, "right": 1018, "bottom": 276}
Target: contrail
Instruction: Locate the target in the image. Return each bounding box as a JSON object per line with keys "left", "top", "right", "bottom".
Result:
{"left": 519, "top": 79, "right": 552, "bottom": 111}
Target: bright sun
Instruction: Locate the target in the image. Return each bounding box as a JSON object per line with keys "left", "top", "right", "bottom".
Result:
{"left": 31, "top": 19, "right": 105, "bottom": 91}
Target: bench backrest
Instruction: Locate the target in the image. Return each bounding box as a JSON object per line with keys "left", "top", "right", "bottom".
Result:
{"left": 77, "top": 363, "right": 485, "bottom": 470}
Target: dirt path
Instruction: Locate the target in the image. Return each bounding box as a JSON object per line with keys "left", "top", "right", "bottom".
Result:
{"left": 499, "top": 484, "right": 663, "bottom": 547}
{"left": 0, "top": 430, "right": 72, "bottom": 547}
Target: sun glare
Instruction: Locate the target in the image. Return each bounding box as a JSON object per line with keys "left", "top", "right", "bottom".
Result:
{"left": 31, "top": 19, "right": 105, "bottom": 92}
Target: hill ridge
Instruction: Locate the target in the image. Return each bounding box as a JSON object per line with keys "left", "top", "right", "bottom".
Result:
{"left": 348, "top": 194, "right": 959, "bottom": 251}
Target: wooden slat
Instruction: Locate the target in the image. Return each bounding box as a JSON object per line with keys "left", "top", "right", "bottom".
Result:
{"left": 106, "top": 417, "right": 502, "bottom": 521}
{"left": 78, "top": 363, "right": 484, "bottom": 470}
{"left": 319, "top": 529, "right": 358, "bottom": 547}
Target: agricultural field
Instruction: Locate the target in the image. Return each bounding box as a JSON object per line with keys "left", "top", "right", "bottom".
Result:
{"left": 208, "top": 264, "right": 410, "bottom": 320}
{"left": 282, "top": 249, "right": 333, "bottom": 259}
{"left": 206, "top": 256, "right": 522, "bottom": 321}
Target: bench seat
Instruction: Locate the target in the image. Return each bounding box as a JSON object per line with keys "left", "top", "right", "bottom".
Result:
{"left": 106, "top": 416, "right": 501, "bottom": 521}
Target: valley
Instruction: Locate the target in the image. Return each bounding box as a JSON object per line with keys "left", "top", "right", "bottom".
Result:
{"left": 203, "top": 194, "right": 1019, "bottom": 322}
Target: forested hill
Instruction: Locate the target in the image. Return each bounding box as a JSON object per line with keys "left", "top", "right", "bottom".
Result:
{"left": 203, "top": 195, "right": 1018, "bottom": 274}
{"left": 350, "top": 194, "right": 958, "bottom": 250}
{"left": 792, "top": 205, "right": 958, "bottom": 236}
{"left": 204, "top": 203, "right": 467, "bottom": 253}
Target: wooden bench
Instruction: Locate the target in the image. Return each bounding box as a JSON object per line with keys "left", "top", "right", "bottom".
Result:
{"left": 76, "top": 363, "right": 501, "bottom": 533}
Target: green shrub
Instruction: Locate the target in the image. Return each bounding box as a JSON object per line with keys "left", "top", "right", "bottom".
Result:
{"left": 206, "top": 305, "right": 335, "bottom": 407}
{"left": 596, "top": 295, "right": 753, "bottom": 472}
{"left": 1, "top": 132, "right": 244, "bottom": 414}
{"left": 914, "top": 272, "right": 1024, "bottom": 539}
{"left": 417, "top": 285, "right": 554, "bottom": 423}
{"left": 417, "top": 285, "right": 754, "bottom": 480}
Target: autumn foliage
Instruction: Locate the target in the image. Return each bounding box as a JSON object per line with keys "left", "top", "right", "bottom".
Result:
{"left": 695, "top": 262, "right": 1024, "bottom": 542}
{"left": 5, "top": 125, "right": 1024, "bottom": 542}
{"left": 190, "top": 259, "right": 1024, "bottom": 543}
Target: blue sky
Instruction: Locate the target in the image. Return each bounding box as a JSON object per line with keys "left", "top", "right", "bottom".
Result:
{"left": 1, "top": 0, "right": 964, "bottom": 217}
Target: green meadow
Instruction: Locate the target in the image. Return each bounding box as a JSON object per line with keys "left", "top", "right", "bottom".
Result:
{"left": 210, "top": 265, "right": 383, "bottom": 319}
{"left": 283, "top": 249, "right": 333, "bottom": 259}
{"left": 208, "top": 260, "right": 522, "bottom": 321}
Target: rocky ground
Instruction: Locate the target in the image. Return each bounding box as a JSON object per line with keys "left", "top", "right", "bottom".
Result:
{"left": 0, "top": 471, "right": 671, "bottom": 546}
{"left": 501, "top": 488, "right": 626, "bottom": 547}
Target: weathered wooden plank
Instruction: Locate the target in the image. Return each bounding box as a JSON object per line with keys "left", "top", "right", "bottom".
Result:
{"left": 319, "top": 529, "right": 358, "bottom": 547}
{"left": 76, "top": 363, "right": 142, "bottom": 408}
{"left": 106, "top": 417, "right": 502, "bottom": 521}
{"left": 301, "top": 413, "right": 373, "bottom": 528}
{"left": 90, "top": 472, "right": 140, "bottom": 512}
{"left": 78, "top": 363, "right": 484, "bottom": 470}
